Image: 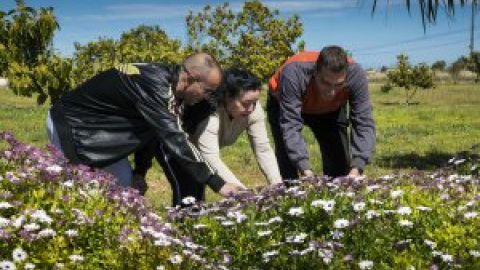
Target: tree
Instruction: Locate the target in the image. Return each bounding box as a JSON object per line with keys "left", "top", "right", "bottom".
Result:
{"left": 73, "top": 25, "right": 184, "bottom": 85}
{"left": 186, "top": 0, "right": 304, "bottom": 81}
{"left": 448, "top": 55, "right": 470, "bottom": 81}
{"left": 466, "top": 51, "right": 480, "bottom": 82}
{"left": 372, "top": 0, "right": 478, "bottom": 30}
{"left": 1, "top": 0, "right": 67, "bottom": 104}
{"left": 1, "top": 0, "right": 58, "bottom": 66}
{"left": 386, "top": 54, "right": 434, "bottom": 105}
{"left": 118, "top": 25, "right": 184, "bottom": 64}
{"left": 431, "top": 60, "right": 446, "bottom": 71}
{"left": 72, "top": 37, "right": 119, "bottom": 84}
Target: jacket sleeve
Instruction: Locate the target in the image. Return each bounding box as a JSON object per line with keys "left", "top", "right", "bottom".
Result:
{"left": 247, "top": 104, "right": 283, "bottom": 184}
{"left": 193, "top": 114, "right": 243, "bottom": 185}
{"left": 347, "top": 64, "right": 376, "bottom": 171}
{"left": 278, "top": 64, "right": 311, "bottom": 172}
{"left": 132, "top": 140, "right": 156, "bottom": 177}
{"left": 136, "top": 97, "right": 225, "bottom": 192}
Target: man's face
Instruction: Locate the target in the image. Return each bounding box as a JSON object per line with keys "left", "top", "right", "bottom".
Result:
{"left": 182, "top": 68, "right": 222, "bottom": 105}
{"left": 314, "top": 68, "right": 347, "bottom": 101}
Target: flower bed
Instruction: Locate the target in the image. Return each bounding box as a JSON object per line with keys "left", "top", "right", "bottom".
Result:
{"left": 170, "top": 149, "right": 479, "bottom": 270}
{"left": 0, "top": 132, "right": 227, "bottom": 270}
{"left": 1, "top": 132, "right": 479, "bottom": 269}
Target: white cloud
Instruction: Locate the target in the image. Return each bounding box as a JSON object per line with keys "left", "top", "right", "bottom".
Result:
{"left": 64, "top": 3, "right": 206, "bottom": 21}
{"left": 62, "top": 0, "right": 369, "bottom": 22}
{"left": 263, "top": 0, "right": 359, "bottom": 11}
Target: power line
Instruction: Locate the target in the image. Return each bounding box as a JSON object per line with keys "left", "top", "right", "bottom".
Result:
{"left": 354, "top": 39, "right": 473, "bottom": 56}
{"left": 351, "top": 28, "right": 478, "bottom": 53}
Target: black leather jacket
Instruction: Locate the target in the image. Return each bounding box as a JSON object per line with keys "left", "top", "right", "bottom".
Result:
{"left": 50, "top": 63, "right": 224, "bottom": 191}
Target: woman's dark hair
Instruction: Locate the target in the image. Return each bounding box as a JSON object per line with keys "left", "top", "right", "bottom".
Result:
{"left": 182, "top": 68, "right": 261, "bottom": 134}
{"left": 219, "top": 68, "right": 262, "bottom": 102}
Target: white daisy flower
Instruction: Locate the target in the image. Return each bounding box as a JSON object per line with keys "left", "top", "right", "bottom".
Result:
{"left": 358, "top": 260, "right": 374, "bottom": 269}
{"left": 12, "top": 247, "right": 28, "bottom": 262}
{"left": 424, "top": 239, "right": 437, "bottom": 249}
{"left": 365, "top": 210, "right": 380, "bottom": 219}
{"left": 464, "top": 212, "right": 478, "bottom": 219}
{"left": 258, "top": 230, "right": 272, "bottom": 237}
{"left": 169, "top": 254, "right": 183, "bottom": 264}
{"left": 333, "top": 219, "right": 349, "bottom": 229}
{"left": 268, "top": 216, "right": 283, "bottom": 224}
{"left": 441, "top": 254, "right": 453, "bottom": 262}
{"left": 69, "top": 255, "right": 84, "bottom": 262}
{"left": 181, "top": 196, "right": 196, "bottom": 205}
{"left": 23, "top": 223, "right": 40, "bottom": 232}
{"left": 65, "top": 229, "right": 79, "bottom": 237}
{"left": 0, "top": 217, "right": 10, "bottom": 227}
{"left": 288, "top": 207, "right": 304, "bottom": 217}
{"left": 193, "top": 224, "right": 207, "bottom": 229}
{"left": 0, "top": 202, "right": 13, "bottom": 209}
{"left": 399, "top": 220, "right": 413, "bottom": 227}
{"left": 469, "top": 250, "right": 480, "bottom": 257}
{"left": 37, "top": 228, "right": 57, "bottom": 237}
{"left": 397, "top": 206, "right": 412, "bottom": 215}
{"left": 353, "top": 202, "right": 366, "bottom": 212}
{"left": 0, "top": 260, "right": 16, "bottom": 270}
{"left": 390, "top": 190, "right": 404, "bottom": 198}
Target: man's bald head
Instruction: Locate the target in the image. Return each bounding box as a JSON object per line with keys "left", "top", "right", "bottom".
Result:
{"left": 183, "top": 52, "right": 221, "bottom": 81}
{"left": 176, "top": 52, "right": 223, "bottom": 105}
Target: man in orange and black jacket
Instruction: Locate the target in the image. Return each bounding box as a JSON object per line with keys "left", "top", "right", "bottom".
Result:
{"left": 266, "top": 46, "right": 376, "bottom": 180}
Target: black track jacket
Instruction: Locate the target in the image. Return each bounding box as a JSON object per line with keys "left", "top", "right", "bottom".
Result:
{"left": 49, "top": 63, "right": 225, "bottom": 191}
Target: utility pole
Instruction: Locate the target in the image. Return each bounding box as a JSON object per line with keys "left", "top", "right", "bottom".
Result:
{"left": 470, "top": 1, "right": 476, "bottom": 56}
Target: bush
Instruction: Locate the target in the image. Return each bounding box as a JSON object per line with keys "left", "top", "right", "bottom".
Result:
{"left": 0, "top": 132, "right": 227, "bottom": 270}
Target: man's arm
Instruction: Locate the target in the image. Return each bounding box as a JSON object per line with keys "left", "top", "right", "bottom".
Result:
{"left": 347, "top": 63, "right": 376, "bottom": 173}
{"left": 278, "top": 64, "right": 311, "bottom": 174}
{"left": 131, "top": 140, "right": 157, "bottom": 195}
{"left": 136, "top": 99, "right": 241, "bottom": 194}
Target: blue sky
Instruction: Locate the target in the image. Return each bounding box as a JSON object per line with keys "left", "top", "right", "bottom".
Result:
{"left": 1, "top": 0, "right": 478, "bottom": 69}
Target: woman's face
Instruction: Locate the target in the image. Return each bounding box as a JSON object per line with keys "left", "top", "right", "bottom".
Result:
{"left": 225, "top": 89, "right": 260, "bottom": 119}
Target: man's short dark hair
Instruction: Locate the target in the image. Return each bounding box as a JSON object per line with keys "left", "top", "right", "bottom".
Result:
{"left": 316, "top": 46, "right": 348, "bottom": 73}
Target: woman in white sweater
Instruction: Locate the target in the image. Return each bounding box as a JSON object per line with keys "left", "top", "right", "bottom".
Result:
{"left": 188, "top": 69, "right": 283, "bottom": 187}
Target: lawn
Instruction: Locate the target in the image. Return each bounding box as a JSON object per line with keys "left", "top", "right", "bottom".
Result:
{"left": 0, "top": 83, "right": 479, "bottom": 210}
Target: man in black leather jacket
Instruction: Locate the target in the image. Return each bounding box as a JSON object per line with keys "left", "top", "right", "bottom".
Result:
{"left": 46, "top": 52, "right": 245, "bottom": 205}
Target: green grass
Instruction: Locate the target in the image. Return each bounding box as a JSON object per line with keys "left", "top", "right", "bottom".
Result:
{"left": 0, "top": 83, "right": 479, "bottom": 209}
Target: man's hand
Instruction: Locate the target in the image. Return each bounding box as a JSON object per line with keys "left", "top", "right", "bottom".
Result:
{"left": 132, "top": 174, "right": 148, "bottom": 195}
{"left": 218, "top": 182, "right": 247, "bottom": 197}
{"left": 348, "top": 168, "right": 361, "bottom": 177}
{"left": 300, "top": 169, "right": 315, "bottom": 180}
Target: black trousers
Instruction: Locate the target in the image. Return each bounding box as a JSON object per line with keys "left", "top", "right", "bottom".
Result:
{"left": 152, "top": 141, "right": 206, "bottom": 206}
{"left": 266, "top": 94, "right": 351, "bottom": 179}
